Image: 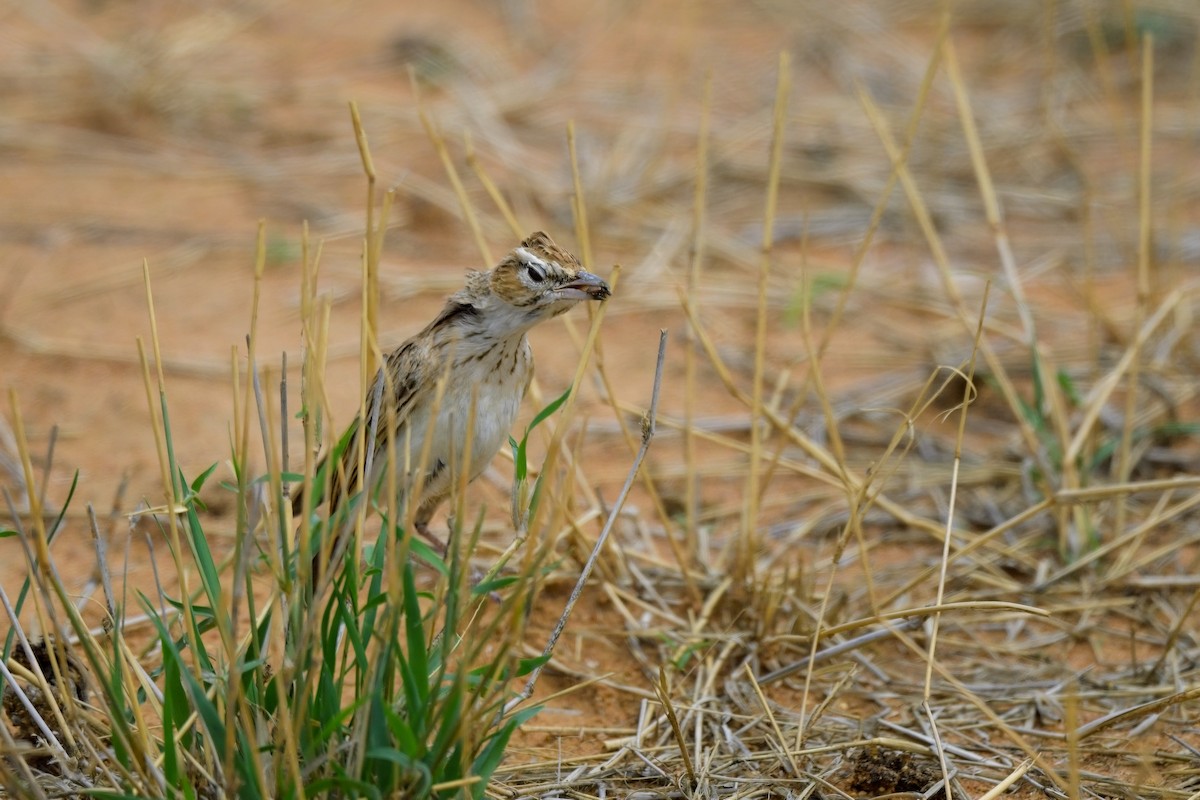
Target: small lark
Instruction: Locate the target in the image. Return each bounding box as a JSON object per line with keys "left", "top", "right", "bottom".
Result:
{"left": 295, "top": 231, "right": 610, "bottom": 573}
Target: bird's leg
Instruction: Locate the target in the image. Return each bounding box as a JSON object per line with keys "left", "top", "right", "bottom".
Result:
{"left": 414, "top": 518, "right": 449, "bottom": 557}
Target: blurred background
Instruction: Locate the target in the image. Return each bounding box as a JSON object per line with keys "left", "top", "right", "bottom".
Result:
{"left": 1, "top": 0, "right": 1198, "bottom": 558}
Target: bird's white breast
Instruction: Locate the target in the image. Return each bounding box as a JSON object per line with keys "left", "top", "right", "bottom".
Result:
{"left": 394, "top": 336, "right": 531, "bottom": 501}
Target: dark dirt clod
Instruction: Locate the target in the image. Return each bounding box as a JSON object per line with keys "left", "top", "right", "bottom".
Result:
{"left": 841, "top": 745, "right": 941, "bottom": 797}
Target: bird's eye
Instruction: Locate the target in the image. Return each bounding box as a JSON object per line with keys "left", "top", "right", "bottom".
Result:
{"left": 526, "top": 264, "right": 546, "bottom": 283}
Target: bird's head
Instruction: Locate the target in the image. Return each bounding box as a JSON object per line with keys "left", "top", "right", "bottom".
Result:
{"left": 485, "top": 232, "right": 610, "bottom": 317}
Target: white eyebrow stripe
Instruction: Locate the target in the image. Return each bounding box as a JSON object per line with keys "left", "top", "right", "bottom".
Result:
{"left": 514, "top": 247, "right": 553, "bottom": 268}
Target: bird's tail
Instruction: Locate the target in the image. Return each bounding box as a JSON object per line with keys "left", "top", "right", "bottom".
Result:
{"left": 293, "top": 417, "right": 365, "bottom": 584}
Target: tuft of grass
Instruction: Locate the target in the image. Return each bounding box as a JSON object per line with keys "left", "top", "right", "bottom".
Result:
{"left": 0, "top": 394, "right": 563, "bottom": 798}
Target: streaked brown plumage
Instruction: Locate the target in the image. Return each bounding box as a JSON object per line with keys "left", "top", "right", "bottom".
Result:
{"left": 294, "top": 231, "right": 609, "bottom": 576}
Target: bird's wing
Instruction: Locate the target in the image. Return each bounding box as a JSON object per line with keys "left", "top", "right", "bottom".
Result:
{"left": 294, "top": 298, "right": 474, "bottom": 515}
{"left": 328, "top": 335, "right": 441, "bottom": 510}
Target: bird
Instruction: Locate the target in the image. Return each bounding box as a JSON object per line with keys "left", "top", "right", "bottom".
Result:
{"left": 293, "top": 231, "right": 610, "bottom": 579}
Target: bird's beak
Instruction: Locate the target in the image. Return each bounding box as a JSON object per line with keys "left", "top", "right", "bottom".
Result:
{"left": 558, "top": 270, "right": 611, "bottom": 301}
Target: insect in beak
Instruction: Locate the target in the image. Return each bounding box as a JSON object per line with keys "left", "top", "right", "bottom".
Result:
{"left": 557, "top": 271, "right": 611, "bottom": 301}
